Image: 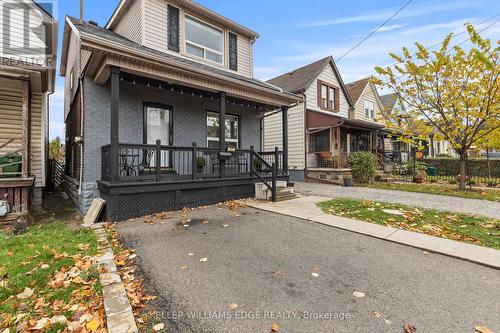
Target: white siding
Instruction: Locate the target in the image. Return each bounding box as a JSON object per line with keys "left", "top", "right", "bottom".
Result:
{"left": 354, "top": 84, "right": 384, "bottom": 124}
{"left": 144, "top": 0, "right": 168, "bottom": 53}
{"left": 263, "top": 104, "right": 305, "bottom": 169}
{"left": 114, "top": 0, "right": 143, "bottom": 43}
{"left": 236, "top": 34, "right": 252, "bottom": 77}
{"left": 305, "top": 64, "right": 350, "bottom": 118}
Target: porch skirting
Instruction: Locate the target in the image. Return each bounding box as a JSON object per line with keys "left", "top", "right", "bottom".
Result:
{"left": 98, "top": 177, "right": 262, "bottom": 221}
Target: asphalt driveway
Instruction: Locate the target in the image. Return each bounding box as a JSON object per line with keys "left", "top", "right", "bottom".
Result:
{"left": 116, "top": 203, "right": 500, "bottom": 333}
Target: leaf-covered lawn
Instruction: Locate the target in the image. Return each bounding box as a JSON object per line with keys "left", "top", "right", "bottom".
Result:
{"left": 364, "top": 182, "right": 500, "bottom": 202}
{"left": 318, "top": 199, "right": 500, "bottom": 249}
{"left": 0, "top": 222, "right": 106, "bottom": 332}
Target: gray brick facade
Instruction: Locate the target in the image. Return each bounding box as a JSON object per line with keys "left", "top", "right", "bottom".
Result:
{"left": 79, "top": 78, "right": 261, "bottom": 211}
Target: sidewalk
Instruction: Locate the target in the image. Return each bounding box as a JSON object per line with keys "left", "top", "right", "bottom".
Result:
{"left": 248, "top": 196, "right": 500, "bottom": 269}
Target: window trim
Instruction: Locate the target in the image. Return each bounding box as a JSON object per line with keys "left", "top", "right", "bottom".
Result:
{"left": 317, "top": 80, "right": 339, "bottom": 112}
{"left": 143, "top": 102, "right": 174, "bottom": 145}
{"left": 206, "top": 110, "right": 240, "bottom": 148}
{"left": 184, "top": 15, "right": 224, "bottom": 65}
{"left": 364, "top": 99, "right": 375, "bottom": 119}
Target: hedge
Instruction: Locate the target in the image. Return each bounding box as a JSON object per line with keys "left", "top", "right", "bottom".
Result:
{"left": 423, "top": 158, "right": 500, "bottom": 177}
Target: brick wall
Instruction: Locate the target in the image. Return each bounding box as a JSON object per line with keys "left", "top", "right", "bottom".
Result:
{"left": 83, "top": 78, "right": 261, "bottom": 184}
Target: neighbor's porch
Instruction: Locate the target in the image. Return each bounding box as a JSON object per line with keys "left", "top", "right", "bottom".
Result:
{"left": 92, "top": 67, "right": 292, "bottom": 220}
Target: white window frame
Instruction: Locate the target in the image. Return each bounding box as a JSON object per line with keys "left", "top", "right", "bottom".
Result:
{"left": 364, "top": 100, "right": 374, "bottom": 119}
{"left": 207, "top": 111, "right": 239, "bottom": 148}
{"left": 185, "top": 15, "right": 224, "bottom": 65}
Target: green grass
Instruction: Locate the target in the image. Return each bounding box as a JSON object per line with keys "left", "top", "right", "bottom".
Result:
{"left": 0, "top": 222, "right": 98, "bottom": 318}
{"left": 318, "top": 198, "right": 500, "bottom": 249}
{"left": 364, "top": 182, "right": 500, "bottom": 202}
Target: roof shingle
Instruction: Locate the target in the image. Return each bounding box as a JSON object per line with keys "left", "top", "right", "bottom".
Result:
{"left": 346, "top": 78, "right": 370, "bottom": 104}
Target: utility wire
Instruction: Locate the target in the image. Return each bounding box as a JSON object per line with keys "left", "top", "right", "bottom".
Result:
{"left": 336, "top": 0, "right": 413, "bottom": 62}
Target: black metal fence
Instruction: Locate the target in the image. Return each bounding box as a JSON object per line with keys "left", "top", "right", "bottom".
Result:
{"left": 101, "top": 142, "right": 285, "bottom": 183}
{"left": 380, "top": 150, "right": 500, "bottom": 188}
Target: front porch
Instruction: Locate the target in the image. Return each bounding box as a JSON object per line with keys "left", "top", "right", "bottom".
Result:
{"left": 81, "top": 69, "right": 294, "bottom": 220}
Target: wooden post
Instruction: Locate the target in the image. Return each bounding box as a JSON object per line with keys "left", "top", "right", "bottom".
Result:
{"left": 155, "top": 140, "right": 161, "bottom": 181}
{"left": 249, "top": 145, "right": 254, "bottom": 175}
{"left": 281, "top": 106, "right": 288, "bottom": 174}
{"left": 219, "top": 92, "right": 226, "bottom": 152}
{"left": 192, "top": 142, "right": 197, "bottom": 180}
{"left": 110, "top": 66, "right": 120, "bottom": 183}
{"left": 21, "top": 80, "right": 29, "bottom": 178}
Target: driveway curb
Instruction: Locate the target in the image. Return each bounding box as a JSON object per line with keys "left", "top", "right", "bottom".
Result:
{"left": 93, "top": 224, "right": 138, "bottom": 333}
{"left": 248, "top": 197, "right": 500, "bottom": 270}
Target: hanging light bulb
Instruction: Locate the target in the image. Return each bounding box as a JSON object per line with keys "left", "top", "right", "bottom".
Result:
{"left": 159, "top": 84, "right": 162, "bottom": 90}
{"left": 132, "top": 80, "right": 136, "bottom": 85}
{"left": 147, "top": 82, "right": 150, "bottom": 87}
{"left": 120, "top": 76, "right": 123, "bottom": 81}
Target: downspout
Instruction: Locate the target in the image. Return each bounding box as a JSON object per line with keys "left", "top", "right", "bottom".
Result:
{"left": 77, "top": 76, "right": 85, "bottom": 195}
{"left": 302, "top": 91, "right": 307, "bottom": 176}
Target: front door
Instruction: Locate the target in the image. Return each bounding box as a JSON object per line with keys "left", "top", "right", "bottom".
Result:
{"left": 144, "top": 104, "right": 172, "bottom": 167}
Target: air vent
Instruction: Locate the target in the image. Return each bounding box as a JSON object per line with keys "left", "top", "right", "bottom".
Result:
{"left": 88, "top": 20, "right": 99, "bottom": 27}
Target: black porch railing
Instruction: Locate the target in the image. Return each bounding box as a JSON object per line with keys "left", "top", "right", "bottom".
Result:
{"left": 101, "top": 142, "right": 286, "bottom": 199}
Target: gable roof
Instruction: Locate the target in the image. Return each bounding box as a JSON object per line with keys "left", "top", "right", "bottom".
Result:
{"left": 266, "top": 56, "right": 354, "bottom": 107}
{"left": 346, "top": 78, "right": 370, "bottom": 104}
{"left": 267, "top": 57, "right": 330, "bottom": 94}
{"left": 380, "top": 93, "right": 399, "bottom": 111}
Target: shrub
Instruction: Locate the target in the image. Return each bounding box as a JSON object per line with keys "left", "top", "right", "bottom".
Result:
{"left": 196, "top": 157, "right": 206, "bottom": 168}
{"left": 348, "top": 151, "right": 377, "bottom": 183}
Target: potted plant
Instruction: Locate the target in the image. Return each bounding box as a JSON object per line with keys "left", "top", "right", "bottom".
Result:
{"left": 414, "top": 162, "right": 427, "bottom": 183}
{"left": 343, "top": 174, "right": 353, "bottom": 187}
{"left": 196, "top": 157, "right": 206, "bottom": 173}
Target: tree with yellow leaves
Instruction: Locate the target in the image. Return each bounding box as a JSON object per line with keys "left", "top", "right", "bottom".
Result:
{"left": 374, "top": 24, "right": 499, "bottom": 189}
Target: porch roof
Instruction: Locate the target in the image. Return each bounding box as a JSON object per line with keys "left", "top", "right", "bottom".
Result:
{"left": 61, "top": 17, "right": 301, "bottom": 108}
{"left": 306, "top": 111, "right": 385, "bottom": 132}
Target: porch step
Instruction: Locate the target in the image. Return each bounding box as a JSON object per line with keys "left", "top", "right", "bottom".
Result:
{"left": 275, "top": 193, "right": 299, "bottom": 202}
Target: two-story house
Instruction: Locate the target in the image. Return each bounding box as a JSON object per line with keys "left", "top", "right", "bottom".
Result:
{"left": 60, "top": 0, "right": 301, "bottom": 220}
{"left": 264, "top": 57, "right": 390, "bottom": 182}
{"left": 0, "top": 1, "right": 57, "bottom": 219}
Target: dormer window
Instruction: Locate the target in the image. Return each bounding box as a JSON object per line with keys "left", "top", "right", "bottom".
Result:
{"left": 185, "top": 16, "right": 223, "bottom": 64}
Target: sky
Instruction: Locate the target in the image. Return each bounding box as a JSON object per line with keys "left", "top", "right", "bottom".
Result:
{"left": 48, "top": 0, "right": 500, "bottom": 139}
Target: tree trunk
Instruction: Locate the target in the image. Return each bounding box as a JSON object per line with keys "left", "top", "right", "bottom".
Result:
{"left": 459, "top": 155, "right": 466, "bottom": 190}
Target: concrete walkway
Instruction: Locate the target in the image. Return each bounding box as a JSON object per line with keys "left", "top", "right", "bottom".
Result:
{"left": 294, "top": 182, "right": 500, "bottom": 219}
{"left": 248, "top": 196, "right": 500, "bottom": 269}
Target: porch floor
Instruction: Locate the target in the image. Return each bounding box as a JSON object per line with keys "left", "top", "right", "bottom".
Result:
{"left": 307, "top": 167, "right": 351, "bottom": 172}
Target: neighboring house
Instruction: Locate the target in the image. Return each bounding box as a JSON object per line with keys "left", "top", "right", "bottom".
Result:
{"left": 0, "top": 1, "right": 57, "bottom": 217}
{"left": 60, "top": 0, "right": 300, "bottom": 220}
{"left": 264, "top": 58, "right": 393, "bottom": 182}
{"left": 380, "top": 92, "right": 411, "bottom": 163}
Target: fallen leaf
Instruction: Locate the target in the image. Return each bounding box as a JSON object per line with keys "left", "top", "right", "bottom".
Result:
{"left": 311, "top": 273, "right": 319, "bottom": 277}
{"left": 199, "top": 258, "right": 208, "bottom": 263}
{"left": 153, "top": 323, "right": 165, "bottom": 331}
{"left": 188, "top": 253, "right": 194, "bottom": 256}
{"left": 79, "top": 313, "right": 93, "bottom": 324}
{"left": 180, "top": 266, "right": 188, "bottom": 270}
{"left": 222, "top": 224, "right": 229, "bottom": 227}
{"left": 85, "top": 317, "right": 100, "bottom": 331}
{"left": 270, "top": 322, "right": 281, "bottom": 332}
{"left": 6, "top": 251, "right": 13, "bottom": 257}
{"left": 16, "top": 287, "right": 34, "bottom": 299}
{"left": 404, "top": 323, "right": 417, "bottom": 333}
{"left": 384, "top": 318, "right": 392, "bottom": 325}
{"left": 228, "top": 303, "right": 238, "bottom": 310}
{"left": 33, "top": 317, "right": 50, "bottom": 330}
{"left": 50, "top": 315, "right": 67, "bottom": 325}
{"left": 475, "top": 326, "right": 494, "bottom": 333}
{"left": 353, "top": 291, "right": 365, "bottom": 298}
{"left": 370, "top": 311, "right": 382, "bottom": 318}
{"left": 128, "top": 254, "right": 137, "bottom": 259}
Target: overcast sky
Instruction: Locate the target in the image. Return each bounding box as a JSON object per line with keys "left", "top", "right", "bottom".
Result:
{"left": 49, "top": 0, "right": 500, "bottom": 139}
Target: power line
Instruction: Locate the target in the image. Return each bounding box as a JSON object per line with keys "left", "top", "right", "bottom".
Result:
{"left": 336, "top": 0, "right": 413, "bottom": 62}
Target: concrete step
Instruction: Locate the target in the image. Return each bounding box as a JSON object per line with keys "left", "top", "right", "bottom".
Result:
{"left": 274, "top": 193, "right": 299, "bottom": 202}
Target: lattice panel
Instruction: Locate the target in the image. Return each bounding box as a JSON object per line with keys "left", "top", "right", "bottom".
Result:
{"left": 115, "top": 191, "right": 177, "bottom": 220}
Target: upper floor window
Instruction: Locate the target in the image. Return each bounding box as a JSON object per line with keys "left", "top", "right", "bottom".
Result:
{"left": 185, "top": 16, "right": 223, "bottom": 64}
{"left": 318, "top": 80, "right": 338, "bottom": 111}
{"left": 364, "top": 100, "right": 374, "bottom": 119}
